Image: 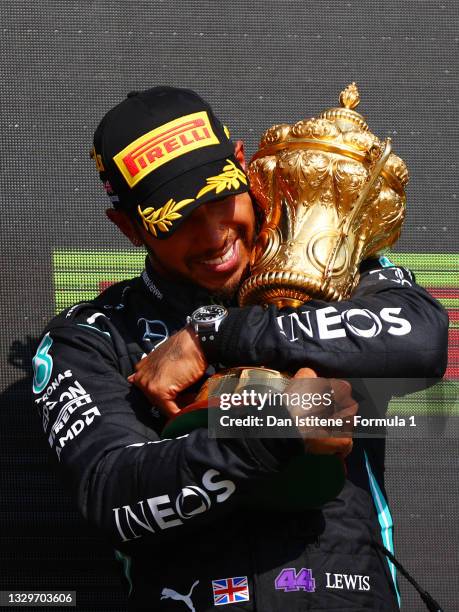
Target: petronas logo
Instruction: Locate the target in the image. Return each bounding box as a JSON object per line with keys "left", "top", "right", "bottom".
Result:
{"left": 32, "top": 333, "right": 53, "bottom": 395}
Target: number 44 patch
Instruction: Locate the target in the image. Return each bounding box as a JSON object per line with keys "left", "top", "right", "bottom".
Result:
{"left": 275, "top": 568, "right": 315, "bottom": 593}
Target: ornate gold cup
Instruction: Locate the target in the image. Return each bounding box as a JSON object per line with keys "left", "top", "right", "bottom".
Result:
{"left": 239, "top": 82, "right": 409, "bottom": 307}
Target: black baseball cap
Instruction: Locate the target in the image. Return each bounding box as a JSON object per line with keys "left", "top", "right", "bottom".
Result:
{"left": 92, "top": 86, "right": 249, "bottom": 239}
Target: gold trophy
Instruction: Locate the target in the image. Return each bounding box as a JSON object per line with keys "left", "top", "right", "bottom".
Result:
{"left": 241, "top": 82, "right": 408, "bottom": 307}
{"left": 163, "top": 84, "right": 409, "bottom": 509}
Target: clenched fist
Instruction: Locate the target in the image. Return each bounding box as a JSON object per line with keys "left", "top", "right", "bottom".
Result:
{"left": 128, "top": 326, "right": 207, "bottom": 418}
{"left": 283, "top": 367, "right": 357, "bottom": 457}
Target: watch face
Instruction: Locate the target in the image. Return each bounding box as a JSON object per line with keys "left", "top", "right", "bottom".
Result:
{"left": 194, "top": 305, "right": 226, "bottom": 322}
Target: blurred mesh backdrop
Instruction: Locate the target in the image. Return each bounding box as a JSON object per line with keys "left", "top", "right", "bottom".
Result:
{"left": 1, "top": 1, "right": 458, "bottom": 610}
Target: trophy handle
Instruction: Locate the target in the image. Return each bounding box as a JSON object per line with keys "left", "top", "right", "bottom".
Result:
{"left": 321, "top": 138, "right": 392, "bottom": 295}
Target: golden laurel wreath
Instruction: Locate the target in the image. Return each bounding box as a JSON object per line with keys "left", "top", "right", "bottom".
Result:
{"left": 138, "top": 159, "right": 248, "bottom": 236}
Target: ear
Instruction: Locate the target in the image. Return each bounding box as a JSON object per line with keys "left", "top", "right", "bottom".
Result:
{"left": 234, "top": 140, "right": 246, "bottom": 170}
{"left": 105, "top": 208, "right": 144, "bottom": 247}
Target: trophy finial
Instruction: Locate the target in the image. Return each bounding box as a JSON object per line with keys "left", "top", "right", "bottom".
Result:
{"left": 339, "top": 82, "right": 360, "bottom": 110}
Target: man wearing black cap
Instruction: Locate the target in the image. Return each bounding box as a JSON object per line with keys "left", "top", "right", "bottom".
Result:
{"left": 32, "top": 87, "right": 448, "bottom": 611}
{"left": 96, "top": 88, "right": 256, "bottom": 313}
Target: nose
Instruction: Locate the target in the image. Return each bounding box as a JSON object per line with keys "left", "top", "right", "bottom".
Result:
{"left": 189, "top": 199, "right": 234, "bottom": 250}
{"left": 198, "top": 218, "right": 229, "bottom": 252}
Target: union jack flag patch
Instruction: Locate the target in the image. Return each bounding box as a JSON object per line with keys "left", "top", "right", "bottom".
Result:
{"left": 212, "top": 575, "right": 250, "bottom": 605}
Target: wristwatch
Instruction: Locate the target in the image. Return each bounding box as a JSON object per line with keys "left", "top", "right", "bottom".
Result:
{"left": 187, "top": 305, "right": 228, "bottom": 345}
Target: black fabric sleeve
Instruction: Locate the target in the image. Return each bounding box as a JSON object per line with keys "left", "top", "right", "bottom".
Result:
{"left": 32, "top": 322, "right": 303, "bottom": 550}
{"left": 207, "top": 263, "right": 449, "bottom": 379}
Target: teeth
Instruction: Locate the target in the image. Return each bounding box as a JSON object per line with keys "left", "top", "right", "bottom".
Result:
{"left": 203, "top": 242, "right": 235, "bottom": 265}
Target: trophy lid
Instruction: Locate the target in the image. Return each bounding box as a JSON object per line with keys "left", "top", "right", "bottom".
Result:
{"left": 319, "top": 82, "right": 368, "bottom": 131}
{"left": 254, "top": 83, "right": 409, "bottom": 195}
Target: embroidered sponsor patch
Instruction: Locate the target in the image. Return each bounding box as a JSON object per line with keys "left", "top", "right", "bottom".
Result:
{"left": 137, "top": 318, "right": 169, "bottom": 350}
{"left": 32, "top": 333, "right": 54, "bottom": 394}
{"left": 90, "top": 146, "right": 105, "bottom": 172}
{"left": 274, "top": 568, "right": 316, "bottom": 593}
{"left": 113, "top": 111, "right": 220, "bottom": 188}
{"left": 276, "top": 305, "right": 411, "bottom": 342}
{"left": 369, "top": 266, "right": 413, "bottom": 287}
{"left": 378, "top": 254, "right": 395, "bottom": 268}
{"left": 325, "top": 572, "right": 371, "bottom": 591}
{"left": 212, "top": 576, "right": 249, "bottom": 605}
{"left": 113, "top": 469, "right": 236, "bottom": 543}
{"left": 160, "top": 580, "right": 199, "bottom": 610}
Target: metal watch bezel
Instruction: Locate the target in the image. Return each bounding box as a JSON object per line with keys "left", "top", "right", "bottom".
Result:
{"left": 188, "top": 305, "right": 228, "bottom": 340}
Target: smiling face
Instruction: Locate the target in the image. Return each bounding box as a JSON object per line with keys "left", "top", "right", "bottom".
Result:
{"left": 107, "top": 140, "right": 257, "bottom": 300}
{"left": 107, "top": 192, "right": 256, "bottom": 299}
{"left": 138, "top": 191, "right": 256, "bottom": 299}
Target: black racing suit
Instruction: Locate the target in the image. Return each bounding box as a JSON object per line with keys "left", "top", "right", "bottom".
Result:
{"left": 32, "top": 257, "right": 448, "bottom": 611}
